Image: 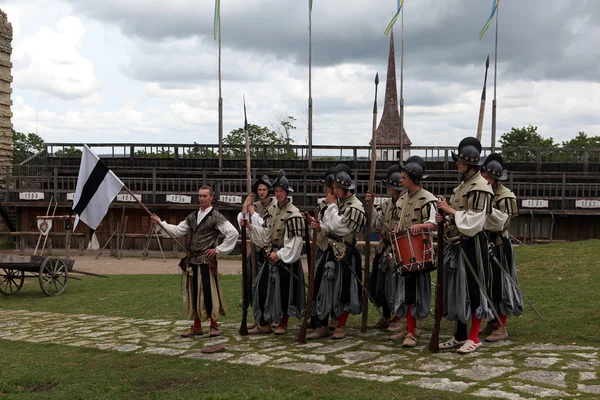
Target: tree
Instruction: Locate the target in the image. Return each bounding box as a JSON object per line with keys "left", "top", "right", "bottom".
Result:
{"left": 54, "top": 146, "right": 82, "bottom": 157}
{"left": 12, "top": 129, "right": 45, "bottom": 164}
{"left": 562, "top": 131, "right": 600, "bottom": 162}
{"left": 223, "top": 120, "right": 298, "bottom": 160}
{"left": 499, "top": 126, "right": 558, "bottom": 161}
{"left": 186, "top": 142, "right": 217, "bottom": 158}
{"left": 134, "top": 149, "right": 173, "bottom": 158}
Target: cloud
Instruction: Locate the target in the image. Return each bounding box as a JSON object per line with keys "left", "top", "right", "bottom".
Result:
{"left": 12, "top": 16, "right": 99, "bottom": 100}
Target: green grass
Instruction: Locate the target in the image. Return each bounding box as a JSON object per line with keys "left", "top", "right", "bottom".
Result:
{"left": 1, "top": 240, "right": 600, "bottom": 399}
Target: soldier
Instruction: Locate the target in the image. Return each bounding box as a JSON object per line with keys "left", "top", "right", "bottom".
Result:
{"left": 436, "top": 137, "right": 494, "bottom": 354}
{"left": 243, "top": 170, "right": 307, "bottom": 335}
{"left": 237, "top": 175, "right": 276, "bottom": 329}
{"left": 480, "top": 153, "right": 523, "bottom": 342}
{"left": 389, "top": 156, "right": 437, "bottom": 347}
{"left": 365, "top": 164, "right": 404, "bottom": 332}
{"left": 308, "top": 165, "right": 366, "bottom": 340}
{"left": 152, "top": 186, "right": 238, "bottom": 338}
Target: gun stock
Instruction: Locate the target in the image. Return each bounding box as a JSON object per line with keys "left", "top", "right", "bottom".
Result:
{"left": 428, "top": 218, "right": 444, "bottom": 352}
{"left": 239, "top": 223, "right": 249, "bottom": 336}
{"left": 295, "top": 211, "right": 318, "bottom": 344}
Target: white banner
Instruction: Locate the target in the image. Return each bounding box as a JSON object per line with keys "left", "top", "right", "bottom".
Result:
{"left": 521, "top": 199, "right": 548, "bottom": 208}
{"left": 166, "top": 194, "right": 191, "bottom": 204}
{"left": 117, "top": 193, "right": 142, "bottom": 202}
{"left": 19, "top": 192, "right": 44, "bottom": 200}
{"left": 575, "top": 199, "right": 600, "bottom": 209}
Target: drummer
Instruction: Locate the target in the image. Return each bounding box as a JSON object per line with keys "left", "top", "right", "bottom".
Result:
{"left": 390, "top": 156, "right": 437, "bottom": 347}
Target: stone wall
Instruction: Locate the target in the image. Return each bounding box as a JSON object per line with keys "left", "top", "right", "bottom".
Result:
{"left": 0, "top": 9, "right": 13, "bottom": 169}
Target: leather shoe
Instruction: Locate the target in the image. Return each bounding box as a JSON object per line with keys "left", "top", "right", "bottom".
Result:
{"left": 209, "top": 325, "right": 220, "bottom": 338}
{"left": 368, "top": 317, "right": 390, "bottom": 330}
{"left": 386, "top": 319, "right": 403, "bottom": 332}
{"left": 307, "top": 326, "right": 329, "bottom": 340}
{"left": 274, "top": 325, "right": 287, "bottom": 335}
{"left": 402, "top": 332, "right": 417, "bottom": 348}
{"left": 248, "top": 324, "right": 273, "bottom": 334}
{"left": 180, "top": 325, "right": 204, "bottom": 338}
{"left": 485, "top": 326, "right": 508, "bottom": 342}
{"left": 328, "top": 319, "right": 339, "bottom": 331}
{"left": 332, "top": 326, "right": 346, "bottom": 340}
{"left": 480, "top": 321, "right": 498, "bottom": 336}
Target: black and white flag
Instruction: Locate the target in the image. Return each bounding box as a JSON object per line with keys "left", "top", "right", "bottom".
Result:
{"left": 72, "top": 145, "right": 124, "bottom": 230}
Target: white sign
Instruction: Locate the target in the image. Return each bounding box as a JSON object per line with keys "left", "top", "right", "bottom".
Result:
{"left": 67, "top": 193, "right": 75, "bottom": 201}
{"left": 521, "top": 199, "right": 548, "bottom": 208}
{"left": 220, "top": 195, "right": 242, "bottom": 204}
{"left": 166, "top": 194, "right": 191, "bottom": 204}
{"left": 19, "top": 192, "right": 44, "bottom": 200}
{"left": 576, "top": 199, "right": 600, "bottom": 209}
{"left": 37, "top": 219, "right": 53, "bottom": 236}
{"left": 117, "top": 193, "right": 142, "bottom": 202}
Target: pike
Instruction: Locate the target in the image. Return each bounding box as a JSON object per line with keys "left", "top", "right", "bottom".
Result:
{"left": 361, "top": 73, "right": 379, "bottom": 332}
{"left": 476, "top": 55, "right": 490, "bottom": 141}
{"left": 239, "top": 96, "right": 251, "bottom": 336}
{"left": 294, "top": 210, "right": 318, "bottom": 344}
{"left": 428, "top": 215, "right": 445, "bottom": 353}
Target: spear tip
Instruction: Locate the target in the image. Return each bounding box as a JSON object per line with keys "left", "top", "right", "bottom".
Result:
{"left": 485, "top": 55, "right": 490, "bottom": 68}
{"left": 375, "top": 73, "right": 379, "bottom": 85}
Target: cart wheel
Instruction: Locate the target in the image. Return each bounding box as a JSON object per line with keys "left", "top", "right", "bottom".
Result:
{"left": 39, "top": 257, "right": 68, "bottom": 296}
{"left": 0, "top": 268, "right": 25, "bottom": 296}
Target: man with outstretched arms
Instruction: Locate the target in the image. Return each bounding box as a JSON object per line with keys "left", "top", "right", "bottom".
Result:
{"left": 152, "top": 186, "right": 238, "bottom": 338}
{"left": 436, "top": 137, "right": 494, "bottom": 354}
{"left": 243, "top": 170, "right": 307, "bottom": 335}
{"left": 480, "top": 153, "right": 523, "bottom": 342}
{"left": 308, "top": 165, "right": 366, "bottom": 340}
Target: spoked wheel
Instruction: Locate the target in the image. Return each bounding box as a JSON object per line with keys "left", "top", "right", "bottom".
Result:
{"left": 39, "top": 257, "right": 68, "bottom": 296}
{"left": 0, "top": 268, "right": 25, "bottom": 296}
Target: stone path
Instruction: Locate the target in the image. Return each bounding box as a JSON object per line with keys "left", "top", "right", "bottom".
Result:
{"left": 1, "top": 309, "right": 599, "bottom": 399}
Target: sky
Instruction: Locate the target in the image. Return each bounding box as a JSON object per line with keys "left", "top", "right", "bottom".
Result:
{"left": 2, "top": 0, "right": 600, "bottom": 149}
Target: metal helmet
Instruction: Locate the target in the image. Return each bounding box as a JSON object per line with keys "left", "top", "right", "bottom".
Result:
{"left": 319, "top": 166, "right": 337, "bottom": 185}
{"left": 382, "top": 171, "right": 403, "bottom": 191}
{"left": 400, "top": 155, "right": 429, "bottom": 180}
{"left": 272, "top": 169, "right": 294, "bottom": 193}
{"left": 451, "top": 137, "right": 484, "bottom": 166}
{"left": 252, "top": 175, "right": 272, "bottom": 194}
{"left": 481, "top": 153, "right": 508, "bottom": 181}
{"left": 333, "top": 170, "right": 355, "bottom": 190}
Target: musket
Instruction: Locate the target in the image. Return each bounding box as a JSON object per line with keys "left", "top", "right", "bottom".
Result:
{"left": 239, "top": 96, "right": 251, "bottom": 336}
{"left": 362, "top": 73, "right": 379, "bottom": 332}
{"left": 295, "top": 210, "right": 318, "bottom": 344}
{"left": 428, "top": 214, "right": 445, "bottom": 353}
{"left": 476, "top": 55, "right": 490, "bottom": 141}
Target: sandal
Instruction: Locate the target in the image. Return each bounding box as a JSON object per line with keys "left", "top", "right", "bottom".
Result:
{"left": 439, "top": 337, "right": 466, "bottom": 350}
{"left": 456, "top": 339, "right": 481, "bottom": 354}
{"left": 209, "top": 326, "right": 220, "bottom": 338}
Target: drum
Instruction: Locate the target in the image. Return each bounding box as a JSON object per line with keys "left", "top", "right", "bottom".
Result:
{"left": 391, "top": 229, "right": 435, "bottom": 275}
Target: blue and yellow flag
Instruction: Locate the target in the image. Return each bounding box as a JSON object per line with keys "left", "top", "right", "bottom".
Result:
{"left": 384, "top": 0, "right": 404, "bottom": 36}
{"left": 479, "top": 0, "right": 498, "bottom": 40}
{"left": 214, "top": 0, "right": 220, "bottom": 40}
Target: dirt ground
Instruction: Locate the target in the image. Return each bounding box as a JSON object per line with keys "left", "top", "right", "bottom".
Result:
{"left": 0, "top": 250, "right": 309, "bottom": 276}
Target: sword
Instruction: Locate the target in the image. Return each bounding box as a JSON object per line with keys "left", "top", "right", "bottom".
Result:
{"left": 489, "top": 248, "right": 544, "bottom": 322}
{"left": 458, "top": 246, "right": 506, "bottom": 330}
{"left": 264, "top": 249, "right": 309, "bottom": 289}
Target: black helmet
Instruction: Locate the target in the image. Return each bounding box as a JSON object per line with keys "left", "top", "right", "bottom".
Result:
{"left": 272, "top": 169, "right": 294, "bottom": 193}
{"left": 451, "top": 137, "right": 483, "bottom": 166}
{"left": 382, "top": 171, "right": 403, "bottom": 191}
{"left": 320, "top": 166, "right": 337, "bottom": 185}
{"left": 386, "top": 164, "right": 402, "bottom": 178}
{"left": 252, "top": 175, "right": 272, "bottom": 194}
{"left": 481, "top": 153, "right": 508, "bottom": 181}
{"left": 400, "top": 155, "right": 429, "bottom": 180}
{"left": 333, "top": 170, "right": 355, "bottom": 190}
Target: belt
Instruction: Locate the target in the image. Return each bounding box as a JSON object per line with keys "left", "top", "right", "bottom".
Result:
{"left": 327, "top": 233, "right": 356, "bottom": 248}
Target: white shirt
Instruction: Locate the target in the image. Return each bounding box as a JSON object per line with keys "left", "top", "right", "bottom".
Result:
{"left": 159, "top": 207, "right": 238, "bottom": 255}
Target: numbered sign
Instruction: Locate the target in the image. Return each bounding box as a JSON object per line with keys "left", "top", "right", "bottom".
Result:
{"left": 220, "top": 195, "right": 242, "bottom": 204}
{"left": 521, "top": 199, "right": 548, "bottom": 208}
{"left": 67, "top": 193, "right": 75, "bottom": 201}
{"left": 19, "top": 192, "right": 44, "bottom": 200}
{"left": 117, "top": 193, "right": 142, "bottom": 202}
{"left": 166, "top": 194, "right": 191, "bottom": 204}
{"left": 575, "top": 199, "right": 600, "bottom": 209}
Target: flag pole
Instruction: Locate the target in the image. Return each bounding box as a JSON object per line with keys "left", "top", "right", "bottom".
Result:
{"left": 217, "top": 2, "right": 224, "bottom": 170}
{"left": 308, "top": 0, "right": 313, "bottom": 170}
{"left": 121, "top": 185, "right": 189, "bottom": 256}
{"left": 399, "top": 4, "right": 404, "bottom": 162}
{"left": 491, "top": 0, "right": 499, "bottom": 152}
